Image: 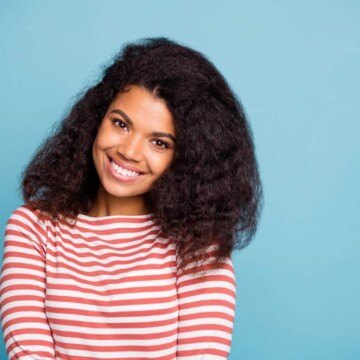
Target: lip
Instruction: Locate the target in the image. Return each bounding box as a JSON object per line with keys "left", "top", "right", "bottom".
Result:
{"left": 106, "top": 156, "right": 146, "bottom": 183}
{"left": 107, "top": 156, "right": 146, "bottom": 174}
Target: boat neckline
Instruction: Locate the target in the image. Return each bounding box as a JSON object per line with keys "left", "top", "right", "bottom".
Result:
{"left": 77, "top": 213, "right": 154, "bottom": 221}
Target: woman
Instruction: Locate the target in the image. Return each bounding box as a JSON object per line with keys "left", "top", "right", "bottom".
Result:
{"left": 0, "top": 38, "right": 262, "bottom": 360}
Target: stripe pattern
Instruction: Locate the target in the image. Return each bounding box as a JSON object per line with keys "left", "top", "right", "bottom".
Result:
{"left": 1, "top": 205, "right": 236, "bottom": 360}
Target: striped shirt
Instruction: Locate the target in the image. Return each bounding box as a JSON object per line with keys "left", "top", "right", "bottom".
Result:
{"left": 0, "top": 205, "right": 236, "bottom": 360}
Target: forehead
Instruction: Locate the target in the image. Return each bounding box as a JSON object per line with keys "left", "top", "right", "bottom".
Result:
{"left": 108, "top": 86, "right": 175, "bottom": 133}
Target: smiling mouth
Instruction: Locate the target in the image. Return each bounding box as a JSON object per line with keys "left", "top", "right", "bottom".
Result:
{"left": 109, "top": 158, "right": 144, "bottom": 177}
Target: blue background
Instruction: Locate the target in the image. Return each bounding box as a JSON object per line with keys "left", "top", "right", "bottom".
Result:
{"left": 1, "top": 1, "right": 359, "bottom": 359}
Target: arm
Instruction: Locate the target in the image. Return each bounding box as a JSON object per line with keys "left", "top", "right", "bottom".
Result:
{"left": 176, "top": 254, "right": 236, "bottom": 360}
{"left": 0, "top": 206, "right": 57, "bottom": 360}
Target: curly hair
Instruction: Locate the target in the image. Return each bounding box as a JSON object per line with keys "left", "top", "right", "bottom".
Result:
{"left": 22, "top": 37, "right": 263, "bottom": 266}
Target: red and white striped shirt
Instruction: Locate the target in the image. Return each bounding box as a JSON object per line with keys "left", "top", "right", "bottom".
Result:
{"left": 0, "top": 205, "right": 236, "bottom": 360}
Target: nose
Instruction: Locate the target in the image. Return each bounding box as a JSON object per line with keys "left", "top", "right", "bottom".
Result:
{"left": 117, "top": 133, "right": 144, "bottom": 162}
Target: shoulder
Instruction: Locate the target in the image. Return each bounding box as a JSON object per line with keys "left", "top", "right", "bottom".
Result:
{"left": 177, "top": 248, "right": 236, "bottom": 286}
{"left": 7, "top": 204, "right": 50, "bottom": 224}
{"left": 5, "top": 204, "right": 51, "bottom": 243}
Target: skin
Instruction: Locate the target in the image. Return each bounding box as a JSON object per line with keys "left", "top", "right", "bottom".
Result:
{"left": 89, "top": 85, "right": 176, "bottom": 216}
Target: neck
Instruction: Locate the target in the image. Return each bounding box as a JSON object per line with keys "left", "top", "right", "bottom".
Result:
{"left": 87, "top": 186, "right": 150, "bottom": 217}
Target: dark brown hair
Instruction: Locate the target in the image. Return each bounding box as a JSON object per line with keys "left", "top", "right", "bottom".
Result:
{"left": 22, "top": 37, "right": 263, "bottom": 266}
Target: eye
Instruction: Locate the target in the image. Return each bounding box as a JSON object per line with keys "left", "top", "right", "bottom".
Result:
{"left": 112, "top": 119, "right": 128, "bottom": 131}
{"left": 151, "top": 139, "right": 170, "bottom": 149}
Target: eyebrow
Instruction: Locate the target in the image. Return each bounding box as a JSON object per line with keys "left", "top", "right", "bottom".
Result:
{"left": 110, "top": 109, "right": 176, "bottom": 142}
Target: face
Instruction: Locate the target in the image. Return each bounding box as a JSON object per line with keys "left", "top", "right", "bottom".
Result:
{"left": 92, "top": 85, "right": 176, "bottom": 211}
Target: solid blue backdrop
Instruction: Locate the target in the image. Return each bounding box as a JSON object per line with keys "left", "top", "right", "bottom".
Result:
{"left": 1, "top": 1, "right": 359, "bottom": 359}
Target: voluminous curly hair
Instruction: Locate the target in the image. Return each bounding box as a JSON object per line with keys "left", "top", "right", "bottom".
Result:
{"left": 22, "top": 37, "right": 263, "bottom": 266}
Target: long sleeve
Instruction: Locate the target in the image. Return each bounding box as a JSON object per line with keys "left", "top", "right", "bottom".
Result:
{"left": 0, "top": 207, "right": 57, "bottom": 360}
{"left": 176, "top": 253, "right": 236, "bottom": 359}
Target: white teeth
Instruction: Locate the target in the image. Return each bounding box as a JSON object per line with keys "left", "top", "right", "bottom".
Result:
{"left": 110, "top": 160, "right": 141, "bottom": 177}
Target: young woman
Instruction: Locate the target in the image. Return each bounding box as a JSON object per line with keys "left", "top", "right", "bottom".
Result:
{"left": 0, "top": 38, "right": 262, "bottom": 360}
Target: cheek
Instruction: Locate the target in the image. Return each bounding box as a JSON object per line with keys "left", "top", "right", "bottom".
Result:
{"left": 91, "top": 140, "right": 101, "bottom": 175}
{"left": 151, "top": 153, "right": 174, "bottom": 176}
{"left": 91, "top": 128, "right": 110, "bottom": 168}
{"left": 92, "top": 133, "right": 102, "bottom": 160}
{"left": 94, "top": 129, "right": 119, "bottom": 153}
